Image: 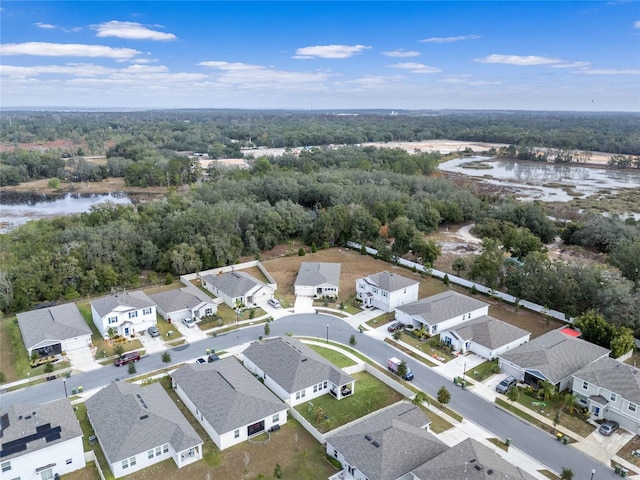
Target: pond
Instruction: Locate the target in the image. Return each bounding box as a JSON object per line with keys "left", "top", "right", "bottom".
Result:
{"left": 0, "top": 192, "right": 132, "bottom": 232}
{"left": 440, "top": 156, "right": 640, "bottom": 207}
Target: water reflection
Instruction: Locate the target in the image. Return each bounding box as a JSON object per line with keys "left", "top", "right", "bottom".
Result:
{"left": 0, "top": 192, "right": 131, "bottom": 232}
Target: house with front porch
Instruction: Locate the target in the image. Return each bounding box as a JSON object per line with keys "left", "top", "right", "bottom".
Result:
{"left": 294, "top": 262, "right": 341, "bottom": 298}
{"left": 201, "top": 271, "right": 274, "bottom": 308}
{"left": 439, "top": 315, "right": 530, "bottom": 360}
{"left": 241, "top": 336, "right": 356, "bottom": 406}
{"left": 499, "top": 329, "right": 610, "bottom": 391}
{"left": 85, "top": 381, "right": 203, "bottom": 479}
{"left": 356, "top": 271, "right": 419, "bottom": 312}
{"left": 90, "top": 291, "right": 156, "bottom": 339}
{"left": 395, "top": 291, "right": 489, "bottom": 336}
{"left": 149, "top": 286, "right": 218, "bottom": 324}
{"left": 0, "top": 399, "right": 85, "bottom": 480}
{"left": 326, "top": 402, "right": 448, "bottom": 480}
{"left": 572, "top": 356, "right": 640, "bottom": 434}
{"left": 17, "top": 303, "right": 92, "bottom": 358}
{"left": 171, "top": 358, "right": 287, "bottom": 451}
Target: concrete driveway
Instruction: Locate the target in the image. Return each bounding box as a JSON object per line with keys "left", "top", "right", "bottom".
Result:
{"left": 294, "top": 295, "right": 314, "bottom": 313}
{"left": 138, "top": 332, "right": 166, "bottom": 354}
{"left": 576, "top": 427, "right": 635, "bottom": 465}
{"left": 66, "top": 347, "right": 102, "bottom": 372}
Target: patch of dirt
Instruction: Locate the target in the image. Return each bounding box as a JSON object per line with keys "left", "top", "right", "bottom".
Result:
{"left": 0, "top": 177, "right": 169, "bottom": 196}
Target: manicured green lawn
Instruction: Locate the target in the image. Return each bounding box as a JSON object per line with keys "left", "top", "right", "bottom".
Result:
{"left": 295, "top": 371, "right": 403, "bottom": 433}
{"left": 307, "top": 344, "right": 357, "bottom": 368}
{"left": 365, "top": 311, "right": 395, "bottom": 327}
{"left": 466, "top": 359, "right": 499, "bottom": 382}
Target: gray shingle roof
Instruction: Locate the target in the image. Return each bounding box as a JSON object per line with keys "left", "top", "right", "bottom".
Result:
{"left": 363, "top": 271, "right": 418, "bottom": 292}
{"left": 149, "top": 287, "right": 213, "bottom": 314}
{"left": 85, "top": 382, "right": 202, "bottom": 464}
{"left": 396, "top": 291, "right": 489, "bottom": 325}
{"left": 294, "top": 262, "right": 341, "bottom": 288}
{"left": 91, "top": 291, "right": 155, "bottom": 318}
{"left": 499, "top": 330, "right": 610, "bottom": 384}
{"left": 242, "top": 337, "right": 354, "bottom": 393}
{"left": 202, "top": 271, "right": 265, "bottom": 297}
{"left": 16, "top": 303, "right": 92, "bottom": 349}
{"left": 574, "top": 356, "right": 640, "bottom": 405}
{"left": 412, "top": 438, "right": 537, "bottom": 480}
{"left": 0, "top": 399, "right": 83, "bottom": 461}
{"left": 327, "top": 403, "right": 447, "bottom": 480}
{"left": 171, "top": 357, "right": 285, "bottom": 433}
{"left": 452, "top": 315, "right": 530, "bottom": 350}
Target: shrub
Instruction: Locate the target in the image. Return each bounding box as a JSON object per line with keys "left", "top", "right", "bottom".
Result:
{"left": 470, "top": 285, "right": 478, "bottom": 294}
{"left": 298, "top": 247, "right": 306, "bottom": 256}
{"left": 43, "top": 362, "right": 54, "bottom": 374}
{"left": 311, "top": 242, "right": 317, "bottom": 253}
{"left": 47, "top": 177, "right": 60, "bottom": 189}
{"left": 165, "top": 273, "right": 174, "bottom": 285}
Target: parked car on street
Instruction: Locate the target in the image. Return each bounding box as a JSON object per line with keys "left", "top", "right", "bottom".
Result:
{"left": 147, "top": 326, "right": 160, "bottom": 337}
{"left": 114, "top": 351, "right": 141, "bottom": 367}
{"left": 387, "top": 322, "right": 403, "bottom": 332}
{"left": 182, "top": 317, "right": 197, "bottom": 328}
{"left": 599, "top": 420, "right": 619, "bottom": 436}
{"left": 496, "top": 375, "right": 517, "bottom": 394}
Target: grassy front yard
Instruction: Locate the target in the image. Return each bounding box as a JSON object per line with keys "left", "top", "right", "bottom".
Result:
{"left": 307, "top": 344, "right": 357, "bottom": 368}
{"left": 294, "top": 371, "right": 404, "bottom": 433}
{"left": 465, "top": 359, "right": 500, "bottom": 382}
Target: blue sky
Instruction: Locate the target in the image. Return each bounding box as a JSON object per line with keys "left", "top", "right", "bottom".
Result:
{"left": 1, "top": 1, "right": 639, "bottom": 111}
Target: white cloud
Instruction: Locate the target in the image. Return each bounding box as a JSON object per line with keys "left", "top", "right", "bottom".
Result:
{"left": 0, "top": 63, "right": 116, "bottom": 77}
{"left": 0, "top": 42, "right": 141, "bottom": 59}
{"left": 420, "top": 34, "right": 480, "bottom": 43}
{"left": 92, "top": 21, "right": 177, "bottom": 41}
{"left": 550, "top": 61, "right": 591, "bottom": 68}
{"left": 293, "top": 44, "right": 370, "bottom": 59}
{"left": 381, "top": 49, "right": 420, "bottom": 58}
{"left": 634, "top": 20, "right": 640, "bottom": 28}
{"left": 475, "top": 54, "right": 565, "bottom": 66}
{"left": 574, "top": 68, "right": 640, "bottom": 75}
{"left": 35, "top": 22, "right": 56, "bottom": 29}
{"left": 441, "top": 75, "right": 501, "bottom": 86}
{"left": 198, "top": 60, "right": 332, "bottom": 87}
{"left": 387, "top": 62, "right": 442, "bottom": 73}
{"left": 198, "top": 61, "right": 263, "bottom": 71}
{"left": 34, "top": 22, "right": 82, "bottom": 33}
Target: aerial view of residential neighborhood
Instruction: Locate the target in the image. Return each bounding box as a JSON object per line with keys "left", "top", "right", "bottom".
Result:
{"left": 1, "top": 2, "right": 639, "bottom": 480}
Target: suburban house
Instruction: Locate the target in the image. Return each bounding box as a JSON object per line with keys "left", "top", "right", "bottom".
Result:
{"left": 395, "top": 291, "right": 489, "bottom": 336}
{"left": 90, "top": 291, "right": 157, "bottom": 339}
{"left": 499, "top": 329, "right": 610, "bottom": 391}
{"left": 294, "top": 262, "right": 341, "bottom": 298}
{"left": 572, "top": 356, "right": 640, "bottom": 434}
{"left": 85, "top": 381, "right": 203, "bottom": 479}
{"left": 16, "top": 303, "right": 92, "bottom": 358}
{"left": 411, "top": 437, "right": 538, "bottom": 480}
{"left": 241, "top": 336, "right": 356, "bottom": 406}
{"left": 439, "top": 315, "right": 531, "bottom": 360}
{"left": 201, "top": 271, "right": 274, "bottom": 308}
{"left": 171, "top": 357, "right": 287, "bottom": 451}
{"left": 0, "top": 399, "right": 85, "bottom": 480}
{"left": 326, "top": 402, "right": 448, "bottom": 480}
{"left": 149, "top": 286, "right": 218, "bottom": 324}
{"left": 356, "top": 271, "right": 419, "bottom": 312}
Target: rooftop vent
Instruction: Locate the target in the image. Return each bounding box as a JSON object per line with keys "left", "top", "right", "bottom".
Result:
{"left": 474, "top": 465, "right": 482, "bottom": 471}
{"left": 487, "top": 469, "right": 493, "bottom": 475}
{"left": 371, "top": 441, "right": 380, "bottom": 448}
{"left": 364, "top": 435, "right": 372, "bottom": 441}
{"left": 301, "top": 358, "right": 308, "bottom": 362}
{"left": 140, "top": 415, "right": 148, "bottom": 420}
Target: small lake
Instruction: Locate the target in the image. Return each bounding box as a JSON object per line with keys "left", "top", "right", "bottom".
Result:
{"left": 440, "top": 156, "right": 640, "bottom": 204}
{"left": 0, "top": 192, "right": 132, "bottom": 233}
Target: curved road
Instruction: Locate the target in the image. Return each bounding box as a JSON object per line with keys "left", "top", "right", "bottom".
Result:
{"left": 0, "top": 313, "right": 617, "bottom": 479}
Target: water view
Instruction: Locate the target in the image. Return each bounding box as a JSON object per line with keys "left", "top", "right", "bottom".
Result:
{"left": 0, "top": 192, "right": 132, "bottom": 232}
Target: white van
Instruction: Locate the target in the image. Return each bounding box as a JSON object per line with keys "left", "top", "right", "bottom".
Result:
{"left": 268, "top": 298, "right": 281, "bottom": 309}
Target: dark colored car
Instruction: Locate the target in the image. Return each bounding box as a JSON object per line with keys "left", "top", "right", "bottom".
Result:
{"left": 115, "top": 351, "right": 141, "bottom": 367}
{"left": 387, "top": 322, "right": 403, "bottom": 332}
{"left": 599, "top": 420, "right": 619, "bottom": 436}
{"left": 147, "top": 326, "right": 160, "bottom": 337}
{"left": 207, "top": 354, "right": 220, "bottom": 363}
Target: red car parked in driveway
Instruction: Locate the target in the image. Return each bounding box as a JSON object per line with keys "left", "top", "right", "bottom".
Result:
{"left": 387, "top": 322, "right": 403, "bottom": 332}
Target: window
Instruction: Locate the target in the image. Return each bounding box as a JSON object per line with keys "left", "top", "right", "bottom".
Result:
{"left": 128, "top": 311, "right": 138, "bottom": 319}
{"left": 163, "top": 444, "right": 169, "bottom": 454}
{"left": 2, "top": 462, "right": 11, "bottom": 472}
{"left": 155, "top": 447, "right": 161, "bottom": 456}
{"left": 301, "top": 390, "right": 306, "bottom": 398}
{"left": 148, "top": 450, "right": 154, "bottom": 459}
{"left": 582, "top": 381, "right": 589, "bottom": 390}
{"left": 295, "top": 391, "right": 300, "bottom": 400}
{"left": 205, "top": 308, "right": 213, "bottom": 315}
{"left": 579, "top": 397, "right": 587, "bottom": 406}
{"left": 333, "top": 449, "right": 338, "bottom": 458}
{"left": 630, "top": 403, "right": 637, "bottom": 413}
{"left": 234, "top": 429, "right": 240, "bottom": 439}
{"left": 382, "top": 291, "right": 388, "bottom": 298}
{"left": 108, "top": 316, "right": 118, "bottom": 324}
{"left": 323, "top": 381, "right": 328, "bottom": 389}
{"left": 143, "top": 307, "right": 152, "bottom": 315}
{"left": 313, "top": 385, "right": 318, "bottom": 393}
{"left": 272, "top": 413, "right": 279, "bottom": 423}
{"left": 66, "top": 459, "right": 72, "bottom": 465}
{"left": 372, "top": 287, "right": 378, "bottom": 294}
{"left": 122, "top": 459, "right": 129, "bottom": 469}
{"left": 358, "top": 282, "right": 365, "bottom": 290}
{"left": 129, "top": 456, "right": 136, "bottom": 467}
{"left": 611, "top": 393, "right": 617, "bottom": 402}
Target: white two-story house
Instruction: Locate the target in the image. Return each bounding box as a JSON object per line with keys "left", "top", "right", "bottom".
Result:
{"left": 572, "top": 356, "right": 640, "bottom": 434}
{"left": 355, "top": 271, "right": 419, "bottom": 312}
{"left": 90, "top": 291, "right": 157, "bottom": 339}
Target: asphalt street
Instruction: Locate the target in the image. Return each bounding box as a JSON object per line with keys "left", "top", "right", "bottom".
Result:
{"left": 0, "top": 313, "right": 618, "bottom": 479}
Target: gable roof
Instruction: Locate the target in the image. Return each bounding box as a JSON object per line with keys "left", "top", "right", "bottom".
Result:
{"left": 16, "top": 303, "right": 92, "bottom": 349}
{"left": 202, "top": 271, "right": 265, "bottom": 297}
{"left": 294, "top": 262, "right": 341, "bottom": 288}
{"left": 242, "top": 337, "right": 354, "bottom": 393}
{"left": 91, "top": 291, "right": 155, "bottom": 318}
{"left": 171, "top": 357, "right": 285, "bottom": 433}
{"left": 0, "top": 399, "right": 83, "bottom": 461}
{"left": 574, "top": 356, "right": 640, "bottom": 404}
{"left": 499, "top": 330, "right": 610, "bottom": 384}
{"left": 149, "top": 286, "right": 214, "bottom": 314}
{"left": 327, "top": 403, "right": 447, "bottom": 480}
{"left": 362, "top": 271, "right": 418, "bottom": 292}
{"left": 412, "top": 438, "right": 537, "bottom": 480}
{"left": 450, "top": 315, "right": 530, "bottom": 350}
{"left": 85, "top": 382, "right": 202, "bottom": 464}
{"left": 396, "top": 291, "right": 489, "bottom": 325}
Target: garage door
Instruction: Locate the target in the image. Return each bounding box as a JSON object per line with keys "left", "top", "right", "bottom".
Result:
{"left": 64, "top": 336, "right": 90, "bottom": 351}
